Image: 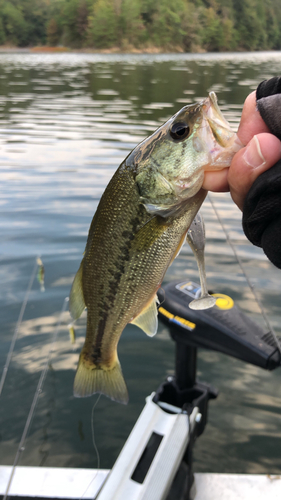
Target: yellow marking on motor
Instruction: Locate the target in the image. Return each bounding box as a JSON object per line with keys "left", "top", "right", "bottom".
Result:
{"left": 158, "top": 307, "right": 196, "bottom": 330}
{"left": 174, "top": 316, "right": 196, "bottom": 330}
{"left": 159, "top": 307, "right": 174, "bottom": 319}
{"left": 212, "top": 293, "right": 234, "bottom": 310}
{"left": 179, "top": 281, "right": 192, "bottom": 289}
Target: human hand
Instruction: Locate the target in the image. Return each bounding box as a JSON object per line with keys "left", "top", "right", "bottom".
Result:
{"left": 203, "top": 91, "right": 281, "bottom": 210}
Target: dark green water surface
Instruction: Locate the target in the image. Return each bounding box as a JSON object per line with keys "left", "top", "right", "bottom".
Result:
{"left": 1, "top": 51, "right": 281, "bottom": 476}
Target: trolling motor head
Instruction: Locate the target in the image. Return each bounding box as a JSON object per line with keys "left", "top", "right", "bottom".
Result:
{"left": 157, "top": 280, "right": 281, "bottom": 370}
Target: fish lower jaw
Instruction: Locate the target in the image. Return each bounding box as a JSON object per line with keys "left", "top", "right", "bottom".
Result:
{"left": 174, "top": 175, "right": 204, "bottom": 200}
{"left": 206, "top": 136, "right": 243, "bottom": 170}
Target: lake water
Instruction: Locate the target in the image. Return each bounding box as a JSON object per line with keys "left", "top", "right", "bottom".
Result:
{"left": 1, "top": 51, "right": 281, "bottom": 480}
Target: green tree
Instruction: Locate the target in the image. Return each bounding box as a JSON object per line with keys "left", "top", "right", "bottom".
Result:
{"left": 197, "top": 1, "right": 237, "bottom": 51}
{"left": 0, "top": 16, "right": 6, "bottom": 45}
{"left": 233, "top": 0, "right": 265, "bottom": 50}
{"left": 87, "top": 0, "right": 118, "bottom": 48}
{"left": 77, "top": 0, "right": 90, "bottom": 40}
{"left": 0, "top": 1, "right": 28, "bottom": 46}
{"left": 59, "top": 0, "right": 91, "bottom": 47}
{"left": 119, "top": 0, "right": 145, "bottom": 47}
{"left": 21, "top": 0, "right": 50, "bottom": 45}
{"left": 180, "top": 2, "right": 202, "bottom": 52}
{"left": 139, "top": 0, "right": 191, "bottom": 48}
{"left": 265, "top": 0, "right": 281, "bottom": 49}
{"left": 200, "top": 7, "right": 223, "bottom": 51}
{"left": 220, "top": 17, "right": 236, "bottom": 51}
{"left": 0, "top": 0, "right": 280, "bottom": 52}
{"left": 46, "top": 17, "right": 60, "bottom": 45}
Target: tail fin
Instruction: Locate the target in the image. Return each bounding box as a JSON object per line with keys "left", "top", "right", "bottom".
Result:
{"left": 73, "top": 354, "right": 129, "bottom": 405}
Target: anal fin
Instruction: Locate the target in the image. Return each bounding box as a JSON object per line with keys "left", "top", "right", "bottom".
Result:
{"left": 130, "top": 294, "right": 159, "bottom": 337}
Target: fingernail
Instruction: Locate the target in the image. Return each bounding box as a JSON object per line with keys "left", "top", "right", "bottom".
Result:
{"left": 243, "top": 135, "right": 266, "bottom": 169}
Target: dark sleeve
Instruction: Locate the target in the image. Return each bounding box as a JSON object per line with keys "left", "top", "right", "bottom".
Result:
{"left": 242, "top": 77, "right": 281, "bottom": 268}
{"left": 256, "top": 77, "right": 281, "bottom": 140}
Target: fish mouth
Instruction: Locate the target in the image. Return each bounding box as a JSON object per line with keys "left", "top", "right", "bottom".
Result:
{"left": 203, "top": 91, "right": 235, "bottom": 148}
{"left": 201, "top": 91, "right": 243, "bottom": 169}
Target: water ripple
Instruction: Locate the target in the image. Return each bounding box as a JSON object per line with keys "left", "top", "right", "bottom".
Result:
{"left": 1, "top": 52, "right": 281, "bottom": 474}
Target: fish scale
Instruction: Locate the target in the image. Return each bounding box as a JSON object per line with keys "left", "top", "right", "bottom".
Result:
{"left": 84, "top": 166, "right": 201, "bottom": 345}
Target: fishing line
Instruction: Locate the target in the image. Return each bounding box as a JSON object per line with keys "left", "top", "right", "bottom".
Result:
{"left": 3, "top": 296, "right": 69, "bottom": 500}
{"left": 0, "top": 257, "right": 38, "bottom": 398}
{"left": 78, "top": 394, "right": 102, "bottom": 500}
{"left": 208, "top": 194, "right": 281, "bottom": 354}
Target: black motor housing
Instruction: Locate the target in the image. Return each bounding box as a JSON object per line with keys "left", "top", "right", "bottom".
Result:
{"left": 157, "top": 280, "right": 280, "bottom": 370}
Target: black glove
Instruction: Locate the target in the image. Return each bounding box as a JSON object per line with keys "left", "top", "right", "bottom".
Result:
{"left": 242, "top": 77, "right": 281, "bottom": 268}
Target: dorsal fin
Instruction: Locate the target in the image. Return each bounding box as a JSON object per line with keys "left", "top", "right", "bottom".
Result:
{"left": 69, "top": 260, "right": 86, "bottom": 320}
{"left": 130, "top": 295, "right": 159, "bottom": 337}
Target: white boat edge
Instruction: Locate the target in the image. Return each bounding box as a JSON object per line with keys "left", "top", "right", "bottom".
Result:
{"left": 0, "top": 466, "right": 281, "bottom": 499}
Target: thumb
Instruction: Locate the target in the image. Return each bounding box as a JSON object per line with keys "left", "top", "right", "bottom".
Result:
{"left": 228, "top": 133, "right": 281, "bottom": 210}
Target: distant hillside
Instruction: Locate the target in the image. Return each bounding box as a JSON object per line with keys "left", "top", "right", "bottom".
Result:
{"left": 1, "top": 0, "right": 281, "bottom": 52}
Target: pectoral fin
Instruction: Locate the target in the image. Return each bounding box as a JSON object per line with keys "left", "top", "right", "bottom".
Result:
{"left": 69, "top": 259, "right": 86, "bottom": 320}
{"left": 131, "top": 295, "right": 159, "bottom": 337}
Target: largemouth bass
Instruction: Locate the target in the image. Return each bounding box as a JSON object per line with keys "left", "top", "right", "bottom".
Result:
{"left": 69, "top": 92, "right": 241, "bottom": 404}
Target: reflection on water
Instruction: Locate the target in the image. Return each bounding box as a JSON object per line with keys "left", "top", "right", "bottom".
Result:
{"left": 0, "top": 52, "right": 281, "bottom": 475}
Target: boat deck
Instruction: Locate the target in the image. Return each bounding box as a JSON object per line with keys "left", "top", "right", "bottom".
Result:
{"left": 0, "top": 466, "right": 280, "bottom": 499}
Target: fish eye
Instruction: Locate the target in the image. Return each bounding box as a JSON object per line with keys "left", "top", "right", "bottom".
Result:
{"left": 170, "top": 121, "right": 190, "bottom": 141}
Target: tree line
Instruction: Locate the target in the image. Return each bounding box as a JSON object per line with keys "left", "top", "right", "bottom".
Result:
{"left": 1, "top": 0, "right": 281, "bottom": 52}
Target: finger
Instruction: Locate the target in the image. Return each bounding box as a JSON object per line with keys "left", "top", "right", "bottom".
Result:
{"left": 237, "top": 91, "right": 271, "bottom": 145}
{"left": 228, "top": 133, "right": 281, "bottom": 210}
{"left": 202, "top": 168, "right": 229, "bottom": 192}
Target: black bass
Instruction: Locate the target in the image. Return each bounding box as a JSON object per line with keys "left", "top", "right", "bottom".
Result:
{"left": 69, "top": 92, "right": 241, "bottom": 404}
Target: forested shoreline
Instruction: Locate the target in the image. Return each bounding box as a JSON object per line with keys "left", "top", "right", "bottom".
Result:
{"left": 1, "top": 0, "right": 281, "bottom": 53}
